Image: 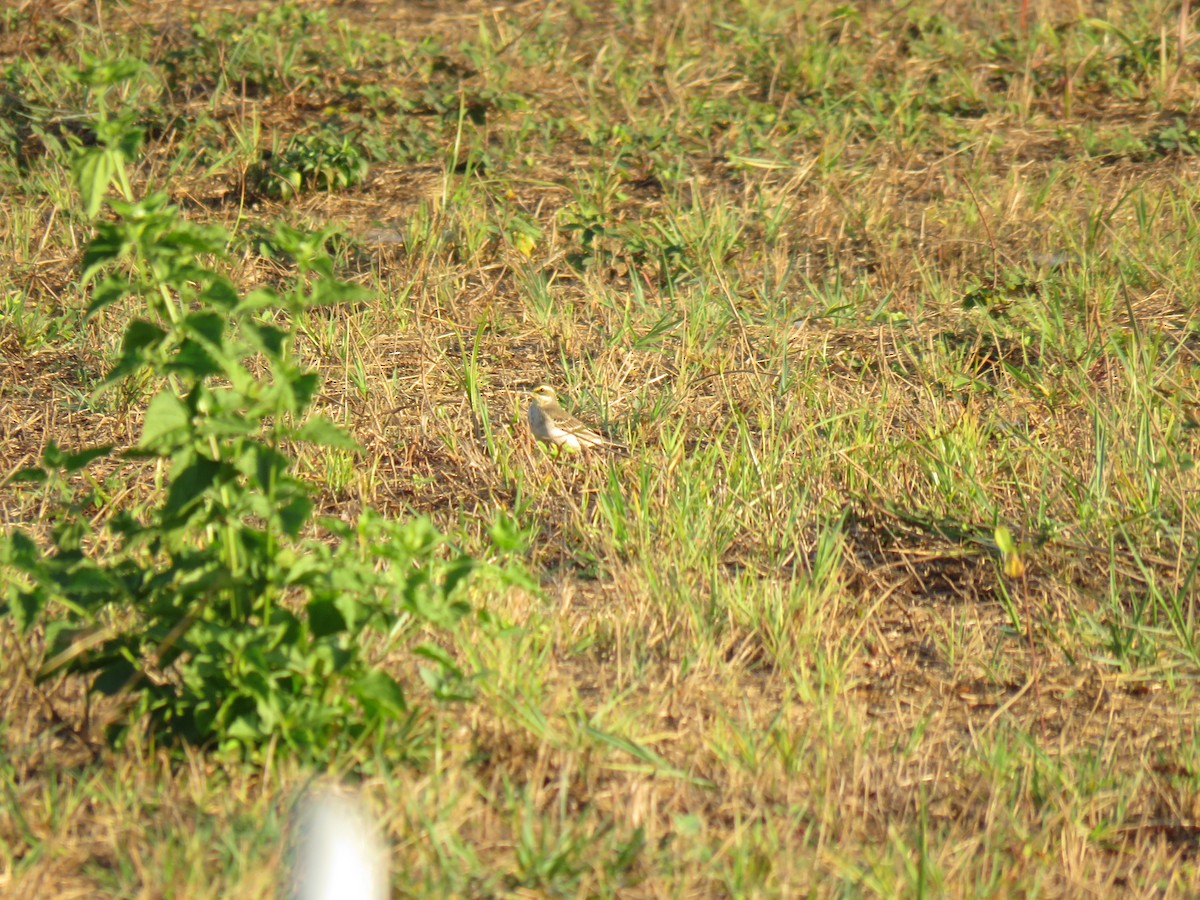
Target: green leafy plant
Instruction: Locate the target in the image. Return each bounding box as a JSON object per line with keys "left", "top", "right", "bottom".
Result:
{"left": 558, "top": 200, "right": 689, "bottom": 286}
{"left": 1147, "top": 117, "right": 1200, "bottom": 156}
{"left": 164, "top": 4, "right": 328, "bottom": 97}
{"left": 246, "top": 129, "right": 370, "bottom": 200}
{"left": 0, "top": 64, "right": 476, "bottom": 758}
{"left": 961, "top": 269, "right": 1040, "bottom": 314}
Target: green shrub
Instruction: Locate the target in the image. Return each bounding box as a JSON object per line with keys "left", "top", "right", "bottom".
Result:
{"left": 246, "top": 130, "right": 370, "bottom": 200}
{"left": 0, "top": 63, "right": 480, "bottom": 760}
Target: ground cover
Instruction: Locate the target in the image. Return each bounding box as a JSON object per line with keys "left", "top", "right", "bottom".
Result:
{"left": 3, "top": 0, "right": 1200, "bottom": 895}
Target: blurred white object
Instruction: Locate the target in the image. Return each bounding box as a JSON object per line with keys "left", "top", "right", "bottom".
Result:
{"left": 289, "top": 786, "right": 389, "bottom": 900}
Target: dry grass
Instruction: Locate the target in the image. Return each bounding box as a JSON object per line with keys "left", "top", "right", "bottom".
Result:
{"left": 4, "top": 0, "right": 1200, "bottom": 895}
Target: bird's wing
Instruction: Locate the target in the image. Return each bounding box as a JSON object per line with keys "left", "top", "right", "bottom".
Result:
{"left": 576, "top": 424, "right": 628, "bottom": 453}
{"left": 551, "top": 402, "right": 628, "bottom": 453}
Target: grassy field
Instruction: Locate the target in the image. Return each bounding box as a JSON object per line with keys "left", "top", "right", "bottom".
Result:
{"left": 4, "top": 0, "right": 1200, "bottom": 895}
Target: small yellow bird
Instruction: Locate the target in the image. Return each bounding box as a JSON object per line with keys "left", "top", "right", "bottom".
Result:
{"left": 524, "top": 384, "right": 627, "bottom": 454}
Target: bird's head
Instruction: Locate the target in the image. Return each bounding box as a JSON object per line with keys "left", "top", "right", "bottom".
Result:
{"left": 527, "top": 384, "right": 559, "bottom": 403}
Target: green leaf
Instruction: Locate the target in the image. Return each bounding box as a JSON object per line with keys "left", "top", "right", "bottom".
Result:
{"left": 115, "top": 124, "right": 143, "bottom": 162}
{"left": 42, "top": 440, "right": 65, "bottom": 467}
{"left": 225, "top": 713, "right": 265, "bottom": 743}
{"left": 81, "top": 221, "right": 128, "bottom": 284}
{"left": 63, "top": 445, "right": 113, "bottom": 472}
{"left": 418, "top": 664, "right": 473, "bottom": 702}
{"left": 243, "top": 321, "right": 288, "bottom": 356}
{"left": 73, "top": 147, "right": 119, "bottom": 218}
{"left": 994, "top": 526, "right": 1016, "bottom": 556}
{"left": 200, "top": 278, "right": 240, "bottom": 310}
{"left": 244, "top": 444, "right": 288, "bottom": 489}
{"left": 86, "top": 274, "right": 131, "bottom": 316}
{"left": 488, "top": 511, "right": 529, "bottom": 552}
{"left": 294, "top": 416, "right": 360, "bottom": 450}
{"left": 333, "top": 590, "right": 372, "bottom": 631}
{"left": 121, "top": 319, "right": 167, "bottom": 355}
{"left": 166, "top": 338, "right": 222, "bottom": 380}
{"left": 59, "top": 562, "right": 119, "bottom": 604}
{"left": 139, "top": 391, "right": 191, "bottom": 450}
{"left": 181, "top": 310, "right": 225, "bottom": 345}
{"left": 99, "top": 319, "right": 166, "bottom": 388}
{"left": 277, "top": 495, "right": 313, "bottom": 537}
{"left": 409, "top": 588, "right": 470, "bottom": 628}
{"left": 5, "top": 467, "right": 47, "bottom": 485}
{"left": 412, "top": 642, "right": 461, "bottom": 675}
{"left": 76, "top": 57, "right": 145, "bottom": 87}
{"left": 93, "top": 657, "right": 137, "bottom": 695}
{"left": 50, "top": 523, "right": 88, "bottom": 554}
{"left": 352, "top": 669, "right": 406, "bottom": 718}
{"left": 441, "top": 555, "right": 475, "bottom": 597}
{"left": 234, "top": 287, "right": 280, "bottom": 313}
{"left": 3, "top": 529, "right": 41, "bottom": 568}
{"left": 306, "top": 599, "right": 346, "bottom": 637}
{"left": 10, "top": 586, "right": 47, "bottom": 634}
{"left": 289, "top": 372, "right": 320, "bottom": 409}
{"left": 162, "top": 458, "right": 224, "bottom": 521}
{"left": 307, "top": 279, "right": 369, "bottom": 307}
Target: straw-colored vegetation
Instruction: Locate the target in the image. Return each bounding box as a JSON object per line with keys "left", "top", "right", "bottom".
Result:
{"left": 4, "top": 0, "right": 1200, "bottom": 895}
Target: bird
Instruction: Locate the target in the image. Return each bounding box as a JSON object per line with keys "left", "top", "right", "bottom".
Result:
{"left": 523, "top": 384, "right": 627, "bottom": 454}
